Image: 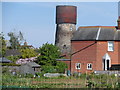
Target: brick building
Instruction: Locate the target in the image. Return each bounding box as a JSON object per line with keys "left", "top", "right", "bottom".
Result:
{"left": 55, "top": 5, "right": 120, "bottom": 74}
{"left": 71, "top": 26, "right": 120, "bottom": 73}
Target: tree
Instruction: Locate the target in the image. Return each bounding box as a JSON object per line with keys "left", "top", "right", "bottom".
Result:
{"left": 8, "top": 31, "right": 24, "bottom": 49}
{"left": 20, "top": 48, "right": 37, "bottom": 59}
{"left": 0, "top": 32, "right": 6, "bottom": 57}
{"left": 36, "top": 43, "right": 68, "bottom": 73}
{"left": 36, "top": 43, "right": 61, "bottom": 66}
{"left": 18, "top": 31, "right": 24, "bottom": 45}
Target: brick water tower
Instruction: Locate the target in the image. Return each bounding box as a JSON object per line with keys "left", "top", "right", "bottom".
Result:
{"left": 55, "top": 5, "right": 77, "bottom": 55}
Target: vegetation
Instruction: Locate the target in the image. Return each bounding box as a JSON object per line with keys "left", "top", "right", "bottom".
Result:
{"left": 36, "top": 43, "right": 61, "bottom": 66}
{"left": 20, "top": 48, "right": 37, "bottom": 59}
{"left": 41, "top": 65, "right": 56, "bottom": 73}
{"left": 36, "top": 43, "right": 67, "bottom": 73}
{"left": 56, "top": 61, "right": 68, "bottom": 73}
{"left": 1, "top": 63, "right": 21, "bottom": 66}
{"left": 0, "top": 32, "right": 6, "bottom": 57}
{"left": 6, "top": 55, "right": 20, "bottom": 63}
{"left": 2, "top": 72, "right": 120, "bottom": 88}
{"left": 8, "top": 31, "right": 24, "bottom": 49}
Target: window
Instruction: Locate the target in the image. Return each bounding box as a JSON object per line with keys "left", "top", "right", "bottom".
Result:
{"left": 63, "top": 45, "right": 67, "bottom": 49}
{"left": 108, "top": 41, "right": 114, "bottom": 51}
{"left": 75, "top": 63, "right": 81, "bottom": 69}
{"left": 87, "top": 63, "right": 92, "bottom": 70}
{"left": 70, "top": 26, "right": 73, "bottom": 31}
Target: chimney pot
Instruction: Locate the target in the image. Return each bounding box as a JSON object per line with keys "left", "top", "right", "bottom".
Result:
{"left": 117, "top": 16, "right": 120, "bottom": 29}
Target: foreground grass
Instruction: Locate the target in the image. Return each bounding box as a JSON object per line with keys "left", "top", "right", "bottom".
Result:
{"left": 2, "top": 73, "right": 120, "bottom": 88}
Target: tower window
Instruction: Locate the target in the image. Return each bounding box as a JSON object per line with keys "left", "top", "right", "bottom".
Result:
{"left": 63, "top": 45, "right": 66, "bottom": 49}
{"left": 108, "top": 41, "right": 114, "bottom": 51}
{"left": 75, "top": 63, "right": 81, "bottom": 69}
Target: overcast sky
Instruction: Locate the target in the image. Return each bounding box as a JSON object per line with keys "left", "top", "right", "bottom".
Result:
{"left": 2, "top": 2, "right": 119, "bottom": 48}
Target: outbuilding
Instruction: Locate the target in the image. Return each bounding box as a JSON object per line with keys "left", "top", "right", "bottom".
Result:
{"left": 19, "top": 62, "right": 40, "bottom": 75}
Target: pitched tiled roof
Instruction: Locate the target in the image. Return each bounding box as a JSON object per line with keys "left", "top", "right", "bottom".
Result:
{"left": 72, "top": 26, "right": 120, "bottom": 41}
{"left": 115, "top": 30, "right": 120, "bottom": 40}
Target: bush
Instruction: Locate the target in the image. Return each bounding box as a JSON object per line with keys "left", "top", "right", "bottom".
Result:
{"left": 41, "top": 65, "right": 56, "bottom": 73}
{"left": 1, "top": 63, "right": 21, "bottom": 66}
{"left": 6, "top": 55, "right": 20, "bottom": 63}
{"left": 2, "top": 67, "right": 10, "bottom": 74}
{"left": 25, "top": 73, "right": 34, "bottom": 78}
{"left": 55, "top": 61, "right": 68, "bottom": 73}
{"left": 73, "top": 72, "right": 81, "bottom": 78}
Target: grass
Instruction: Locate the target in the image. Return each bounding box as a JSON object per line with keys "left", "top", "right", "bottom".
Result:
{"left": 2, "top": 73, "right": 120, "bottom": 88}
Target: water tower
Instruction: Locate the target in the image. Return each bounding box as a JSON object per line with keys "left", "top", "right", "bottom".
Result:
{"left": 55, "top": 5, "right": 77, "bottom": 54}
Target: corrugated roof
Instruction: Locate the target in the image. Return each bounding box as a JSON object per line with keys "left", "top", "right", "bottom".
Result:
{"left": 72, "top": 26, "right": 120, "bottom": 41}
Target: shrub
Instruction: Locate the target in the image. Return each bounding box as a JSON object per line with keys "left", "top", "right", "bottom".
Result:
{"left": 6, "top": 55, "right": 20, "bottom": 63}
{"left": 41, "top": 65, "right": 56, "bottom": 73}
{"left": 2, "top": 67, "right": 10, "bottom": 74}
{"left": 55, "top": 61, "right": 68, "bottom": 73}
{"left": 25, "top": 73, "right": 34, "bottom": 78}
{"left": 1, "top": 63, "right": 21, "bottom": 66}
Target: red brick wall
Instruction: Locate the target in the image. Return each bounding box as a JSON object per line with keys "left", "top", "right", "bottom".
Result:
{"left": 71, "top": 41, "right": 119, "bottom": 74}
{"left": 71, "top": 41, "right": 97, "bottom": 73}
{"left": 96, "top": 41, "right": 119, "bottom": 70}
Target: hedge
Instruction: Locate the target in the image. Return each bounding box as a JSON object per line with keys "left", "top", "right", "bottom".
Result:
{"left": 1, "top": 63, "right": 21, "bottom": 66}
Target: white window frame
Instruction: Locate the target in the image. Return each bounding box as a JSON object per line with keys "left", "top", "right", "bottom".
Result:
{"left": 87, "top": 63, "right": 92, "bottom": 70}
{"left": 75, "top": 63, "right": 81, "bottom": 69}
{"left": 108, "top": 41, "right": 114, "bottom": 51}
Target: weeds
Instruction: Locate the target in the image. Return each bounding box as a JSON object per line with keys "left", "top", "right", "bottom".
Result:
{"left": 2, "top": 73, "right": 120, "bottom": 88}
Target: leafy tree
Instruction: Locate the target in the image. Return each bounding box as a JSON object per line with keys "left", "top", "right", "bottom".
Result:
{"left": 36, "top": 43, "right": 68, "bottom": 73}
{"left": 8, "top": 31, "right": 24, "bottom": 49}
{"left": 36, "top": 43, "right": 61, "bottom": 66}
{"left": 20, "top": 48, "right": 37, "bottom": 59}
{"left": 0, "top": 32, "right": 6, "bottom": 57}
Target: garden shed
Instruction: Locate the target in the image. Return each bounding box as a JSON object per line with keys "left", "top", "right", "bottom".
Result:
{"left": 19, "top": 62, "right": 40, "bottom": 75}
{"left": 0, "top": 57, "right": 12, "bottom": 63}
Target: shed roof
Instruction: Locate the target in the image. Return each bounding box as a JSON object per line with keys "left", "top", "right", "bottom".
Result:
{"left": 0, "top": 57, "right": 12, "bottom": 63}
{"left": 25, "top": 62, "right": 40, "bottom": 68}
{"left": 72, "top": 26, "right": 120, "bottom": 41}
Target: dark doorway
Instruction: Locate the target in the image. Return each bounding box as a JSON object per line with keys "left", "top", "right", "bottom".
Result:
{"left": 103, "top": 59, "right": 105, "bottom": 70}
{"left": 107, "top": 60, "right": 109, "bottom": 70}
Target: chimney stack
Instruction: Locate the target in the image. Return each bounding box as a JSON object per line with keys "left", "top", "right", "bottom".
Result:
{"left": 117, "top": 16, "right": 120, "bottom": 29}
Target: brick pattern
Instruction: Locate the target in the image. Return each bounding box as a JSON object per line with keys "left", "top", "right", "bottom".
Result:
{"left": 71, "top": 41, "right": 120, "bottom": 74}
{"left": 71, "top": 41, "right": 97, "bottom": 73}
